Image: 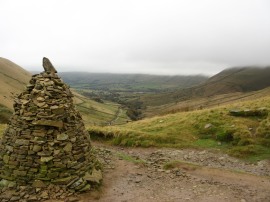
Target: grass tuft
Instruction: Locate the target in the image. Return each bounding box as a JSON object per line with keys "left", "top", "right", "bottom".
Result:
{"left": 116, "top": 152, "right": 146, "bottom": 165}
{"left": 0, "top": 124, "right": 7, "bottom": 139}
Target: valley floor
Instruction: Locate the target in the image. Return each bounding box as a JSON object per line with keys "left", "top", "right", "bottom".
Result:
{"left": 70, "top": 142, "right": 270, "bottom": 202}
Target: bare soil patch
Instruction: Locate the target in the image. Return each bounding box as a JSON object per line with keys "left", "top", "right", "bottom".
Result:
{"left": 77, "top": 142, "right": 270, "bottom": 202}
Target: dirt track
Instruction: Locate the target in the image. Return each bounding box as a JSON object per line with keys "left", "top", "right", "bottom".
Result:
{"left": 77, "top": 142, "right": 270, "bottom": 202}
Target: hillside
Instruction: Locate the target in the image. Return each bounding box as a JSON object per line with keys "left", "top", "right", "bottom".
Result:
{"left": 191, "top": 66, "right": 270, "bottom": 97}
{"left": 0, "top": 58, "right": 32, "bottom": 123}
{"left": 0, "top": 57, "right": 32, "bottom": 109}
{"left": 88, "top": 94, "right": 270, "bottom": 161}
{"left": 175, "top": 66, "right": 270, "bottom": 99}
{"left": 72, "top": 91, "right": 130, "bottom": 126}
{"left": 143, "top": 87, "right": 270, "bottom": 117}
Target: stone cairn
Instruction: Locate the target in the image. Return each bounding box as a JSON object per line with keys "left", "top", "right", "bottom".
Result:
{"left": 0, "top": 58, "right": 101, "bottom": 201}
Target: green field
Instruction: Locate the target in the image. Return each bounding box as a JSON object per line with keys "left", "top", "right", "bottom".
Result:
{"left": 73, "top": 92, "right": 130, "bottom": 126}
{"left": 0, "top": 124, "right": 6, "bottom": 138}
{"left": 60, "top": 72, "right": 207, "bottom": 92}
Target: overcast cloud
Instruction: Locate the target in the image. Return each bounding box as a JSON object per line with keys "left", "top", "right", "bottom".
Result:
{"left": 1, "top": 0, "right": 270, "bottom": 75}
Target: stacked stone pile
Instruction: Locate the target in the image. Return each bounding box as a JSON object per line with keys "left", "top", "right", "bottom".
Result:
{"left": 0, "top": 58, "right": 101, "bottom": 196}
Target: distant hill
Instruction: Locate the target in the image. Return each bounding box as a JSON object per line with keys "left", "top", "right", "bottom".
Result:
{"left": 173, "top": 66, "right": 270, "bottom": 100}
{"left": 139, "top": 66, "right": 270, "bottom": 108}
{"left": 0, "top": 58, "right": 32, "bottom": 109}
{"left": 194, "top": 66, "right": 270, "bottom": 97}
{"left": 59, "top": 72, "right": 208, "bottom": 92}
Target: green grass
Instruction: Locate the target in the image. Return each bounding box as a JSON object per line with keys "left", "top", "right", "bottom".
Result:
{"left": 0, "top": 124, "right": 7, "bottom": 138}
{"left": 143, "top": 86, "right": 270, "bottom": 118}
{"left": 228, "top": 145, "right": 270, "bottom": 162}
{"left": 0, "top": 104, "right": 12, "bottom": 124}
{"left": 194, "top": 139, "right": 226, "bottom": 148}
{"left": 74, "top": 94, "right": 130, "bottom": 126}
{"left": 88, "top": 95, "right": 270, "bottom": 161}
{"left": 163, "top": 160, "right": 200, "bottom": 170}
{"left": 116, "top": 152, "right": 146, "bottom": 165}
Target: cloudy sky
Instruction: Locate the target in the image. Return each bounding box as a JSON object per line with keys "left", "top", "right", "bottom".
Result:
{"left": 1, "top": 0, "right": 270, "bottom": 75}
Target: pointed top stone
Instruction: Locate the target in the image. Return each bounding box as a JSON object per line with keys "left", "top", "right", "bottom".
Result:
{"left": 43, "top": 57, "right": 57, "bottom": 73}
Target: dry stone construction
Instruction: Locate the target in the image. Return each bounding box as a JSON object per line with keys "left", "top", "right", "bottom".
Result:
{"left": 0, "top": 58, "right": 101, "bottom": 195}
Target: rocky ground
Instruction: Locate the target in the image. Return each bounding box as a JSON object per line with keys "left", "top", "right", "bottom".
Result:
{"left": 80, "top": 142, "right": 270, "bottom": 202}
{"left": 1, "top": 142, "right": 270, "bottom": 202}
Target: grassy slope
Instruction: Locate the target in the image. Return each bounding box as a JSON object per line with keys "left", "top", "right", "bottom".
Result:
{"left": 144, "top": 87, "right": 270, "bottom": 117}
{"left": 73, "top": 91, "right": 130, "bottom": 125}
{"left": 88, "top": 95, "right": 270, "bottom": 161}
{"left": 0, "top": 58, "right": 31, "bottom": 109}
{"left": 0, "top": 104, "right": 12, "bottom": 124}
{"left": 205, "top": 67, "right": 270, "bottom": 93}
{"left": 0, "top": 124, "right": 6, "bottom": 138}
{"left": 185, "top": 66, "right": 270, "bottom": 97}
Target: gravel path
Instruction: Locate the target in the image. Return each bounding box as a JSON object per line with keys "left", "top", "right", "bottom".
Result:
{"left": 78, "top": 142, "right": 270, "bottom": 202}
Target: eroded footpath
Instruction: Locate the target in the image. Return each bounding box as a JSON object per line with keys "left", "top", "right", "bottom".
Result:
{"left": 77, "top": 142, "right": 270, "bottom": 202}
